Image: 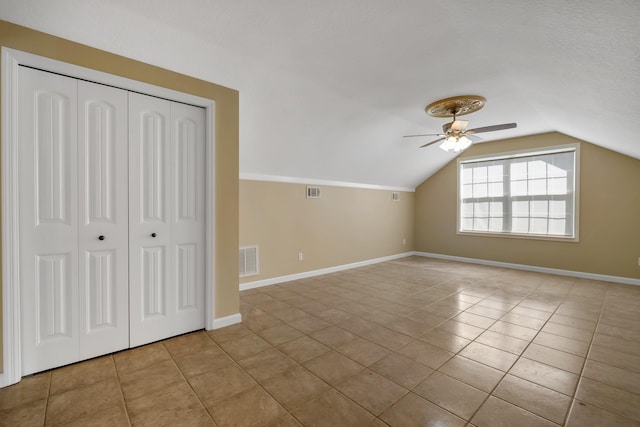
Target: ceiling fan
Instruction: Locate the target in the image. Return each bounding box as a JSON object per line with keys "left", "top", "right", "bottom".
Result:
{"left": 405, "top": 95, "right": 517, "bottom": 152}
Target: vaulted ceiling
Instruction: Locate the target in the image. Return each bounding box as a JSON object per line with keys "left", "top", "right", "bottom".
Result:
{"left": 2, "top": 1, "right": 639, "bottom": 189}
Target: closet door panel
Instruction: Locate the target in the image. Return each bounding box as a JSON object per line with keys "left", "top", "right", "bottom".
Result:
{"left": 129, "top": 94, "right": 205, "bottom": 347}
{"left": 77, "top": 81, "right": 129, "bottom": 358}
{"left": 171, "top": 102, "right": 205, "bottom": 328}
{"left": 129, "top": 92, "right": 172, "bottom": 346}
{"left": 19, "top": 67, "right": 79, "bottom": 375}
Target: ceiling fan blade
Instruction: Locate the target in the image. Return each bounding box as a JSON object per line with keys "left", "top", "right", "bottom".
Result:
{"left": 451, "top": 120, "right": 468, "bottom": 131}
{"left": 467, "top": 123, "right": 517, "bottom": 134}
{"left": 403, "top": 133, "right": 442, "bottom": 138}
{"left": 419, "top": 137, "right": 446, "bottom": 148}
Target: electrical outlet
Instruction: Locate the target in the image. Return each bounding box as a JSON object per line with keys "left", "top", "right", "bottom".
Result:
{"left": 402, "top": 238, "right": 406, "bottom": 245}
{"left": 638, "top": 256, "right": 640, "bottom": 266}
{"left": 298, "top": 252, "right": 304, "bottom": 261}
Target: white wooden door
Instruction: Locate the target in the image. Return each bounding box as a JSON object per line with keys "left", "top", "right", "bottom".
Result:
{"left": 19, "top": 70, "right": 131, "bottom": 374}
{"left": 77, "top": 81, "right": 129, "bottom": 359}
{"left": 19, "top": 67, "right": 80, "bottom": 375}
{"left": 170, "top": 102, "right": 206, "bottom": 334}
{"left": 128, "top": 93, "right": 205, "bottom": 346}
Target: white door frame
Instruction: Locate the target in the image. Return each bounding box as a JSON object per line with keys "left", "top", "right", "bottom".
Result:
{"left": 1, "top": 47, "right": 217, "bottom": 387}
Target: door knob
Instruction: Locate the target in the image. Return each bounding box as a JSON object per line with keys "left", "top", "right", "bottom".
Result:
{"left": 151, "top": 233, "right": 157, "bottom": 238}
{"left": 98, "top": 235, "right": 105, "bottom": 241}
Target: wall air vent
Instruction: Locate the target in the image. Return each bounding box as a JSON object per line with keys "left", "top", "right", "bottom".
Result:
{"left": 239, "top": 246, "right": 259, "bottom": 278}
{"left": 391, "top": 192, "right": 400, "bottom": 201}
{"left": 306, "top": 186, "right": 321, "bottom": 199}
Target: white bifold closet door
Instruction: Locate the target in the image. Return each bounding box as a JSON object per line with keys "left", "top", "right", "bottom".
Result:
{"left": 19, "top": 67, "right": 206, "bottom": 375}
{"left": 19, "top": 67, "right": 129, "bottom": 375}
{"left": 128, "top": 93, "right": 206, "bottom": 347}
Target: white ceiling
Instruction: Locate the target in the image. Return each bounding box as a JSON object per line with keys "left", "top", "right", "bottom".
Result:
{"left": 2, "top": 1, "right": 639, "bottom": 189}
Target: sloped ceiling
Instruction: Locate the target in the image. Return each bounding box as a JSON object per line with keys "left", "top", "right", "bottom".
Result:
{"left": 2, "top": 1, "right": 639, "bottom": 189}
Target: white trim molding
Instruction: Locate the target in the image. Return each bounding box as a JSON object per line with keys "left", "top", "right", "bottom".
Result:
{"left": 414, "top": 252, "right": 640, "bottom": 286}
{"left": 212, "top": 313, "right": 242, "bottom": 329}
{"left": 1, "top": 47, "right": 217, "bottom": 387}
{"left": 0, "top": 48, "right": 22, "bottom": 388}
{"left": 240, "top": 173, "right": 415, "bottom": 193}
{"left": 240, "top": 252, "right": 414, "bottom": 290}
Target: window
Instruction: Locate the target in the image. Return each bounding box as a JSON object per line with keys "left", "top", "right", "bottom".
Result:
{"left": 458, "top": 145, "right": 579, "bottom": 240}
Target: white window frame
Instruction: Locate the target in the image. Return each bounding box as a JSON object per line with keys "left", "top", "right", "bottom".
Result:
{"left": 457, "top": 144, "right": 580, "bottom": 242}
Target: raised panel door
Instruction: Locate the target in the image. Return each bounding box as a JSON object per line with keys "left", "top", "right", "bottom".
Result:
{"left": 77, "top": 81, "right": 129, "bottom": 358}
{"left": 19, "top": 67, "right": 80, "bottom": 375}
{"left": 171, "top": 103, "right": 206, "bottom": 330}
{"left": 128, "top": 92, "right": 173, "bottom": 346}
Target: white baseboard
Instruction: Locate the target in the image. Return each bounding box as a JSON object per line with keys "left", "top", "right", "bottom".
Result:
{"left": 414, "top": 251, "right": 640, "bottom": 286}
{"left": 240, "top": 252, "right": 414, "bottom": 291}
{"left": 211, "top": 313, "right": 242, "bottom": 330}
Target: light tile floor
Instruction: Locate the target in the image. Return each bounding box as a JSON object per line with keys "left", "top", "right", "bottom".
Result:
{"left": 2, "top": 256, "right": 640, "bottom": 426}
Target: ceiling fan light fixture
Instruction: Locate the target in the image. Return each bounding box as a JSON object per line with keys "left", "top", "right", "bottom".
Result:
{"left": 440, "top": 135, "right": 472, "bottom": 152}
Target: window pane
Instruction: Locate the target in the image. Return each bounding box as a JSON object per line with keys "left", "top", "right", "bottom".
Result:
{"left": 549, "top": 219, "right": 566, "bottom": 235}
{"left": 512, "top": 217, "right": 529, "bottom": 233}
{"left": 512, "top": 201, "right": 529, "bottom": 216}
{"left": 474, "top": 217, "right": 489, "bottom": 231}
{"left": 462, "top": 184, "right": 473, "bottom": 198}
{"left": 548, "top": 177, "right": 567, "bottom": 195}
{"left": 473, "top": 183, "right": 487, "bottom": 198}
{"left": 461, "top": 218, "right": 473, "bottom": 230}
{"left": 475, "top": 202, "right": 488, "bottom": 216}
{"left": 511, "top": 162, "right": 527, "bottom": 180}
{"left": 473, "top": 166, "right": 488, "bottom": 183}
{"left": 462, "top": 167, "right": 473, "bottom": 184}
{"left": 488, "top": 182, "right": 503, "bottom": 197}
{"left": 511, "top": 180, "right": 527, "bottom": 196}
{"left": 489, "top": 218, "right": 503, "bottom": 232}
{"left": 528, "top": 160, "right": 547, "bottom": 179}
{"left": 547, "top": 163, "right": 567, "bottom": 178}
{"left": 488, "top": 165, "right": 503, "bottom": 182}
{"left": 549, "top": 200, "right": 566, "bottom": 217}
{"left": 531, "top": 200, "right": 548, "bottom": 217}
{"left": 462, "top": 202, "right": 474, "bottom": 216}
{"left": 490, "top": 202, "right": 503, "bottom": 217}
{"left": 530, "top": 218, "right": 548, "bottom": 234}
{"left": 528, "top": 179, "right": 547, "bottom": 195}
{"left": 548, "top": 152, "right": 573, "bottom": 177}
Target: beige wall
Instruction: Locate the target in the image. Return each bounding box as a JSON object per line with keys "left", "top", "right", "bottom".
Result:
{"left": 240, "top": 180, "right": 414, "bottom": 283}
{"left": 0, "top": 20, "right": 239, "bottom": 372}
{"left": 415, "top": 132, "right": 640, "bottom": 280}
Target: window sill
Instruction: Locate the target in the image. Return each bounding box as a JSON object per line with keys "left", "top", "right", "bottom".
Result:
{"left": 457, "top": 230, "right": 579, "bottom": 243}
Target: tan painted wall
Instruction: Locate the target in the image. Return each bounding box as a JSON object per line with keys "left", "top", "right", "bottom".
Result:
{"left": 415, "top": 132, "right": 640, "bottom": 279}
{"left": 0, "top": 20, "right": 239, "bottom": 372}
{"left": 239, "top": 180, "right": 414, "bottom": 283}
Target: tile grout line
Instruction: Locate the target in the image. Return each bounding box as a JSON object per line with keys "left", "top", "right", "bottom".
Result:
{"left": 111, "top": 354, "right": 133, "bottom": 427}
{"left": 160, "top": 338, "right": 219, "bottom": 426}
{"left": 42, "top": 371, "right": 53, "bottom": 426}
